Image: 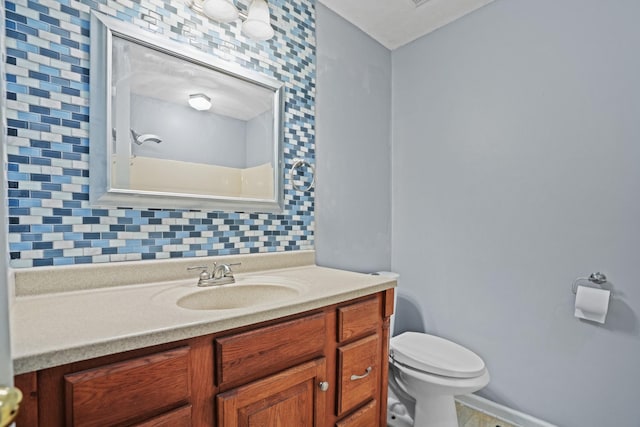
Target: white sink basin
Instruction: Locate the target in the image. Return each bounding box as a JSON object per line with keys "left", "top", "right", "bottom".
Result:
{"left": 177, "top": 283, "right": 300, "bottom": 310}
{"left": 152, "top": 276, "right": 306, "bottom": 311}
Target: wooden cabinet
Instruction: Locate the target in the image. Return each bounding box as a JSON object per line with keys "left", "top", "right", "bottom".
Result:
{"left": 335, "top": 400, "right": 378, "bottom": 427}
{"left": 132, "top": 405, "right": 192, "bottom": 427}
{"left": 217, "top": 358, "right": 327, "bottom": 427}
{"left": 336, "top": 334, "right": 379, "bottom": 416}
{"left": 14, "top": 289, "right": 393, "bottom": 427}
{"left": 21, "top": 338, "right": 212, "bottom": 427}
{"left": 337, "top": 297, "right": 379, "bottom": 343}
{"left": 335, "top": 297, "right": 383, "bottom": 425}
{"left": 64, "top": 347, "right": 191, "bottom": 426}
{"left": 215, "top": 313, "right": 326, "bottom": 389}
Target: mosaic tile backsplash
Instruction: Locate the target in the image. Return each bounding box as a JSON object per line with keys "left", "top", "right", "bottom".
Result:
{"left": 4, "top": 0, "right": 315, "bottom": 268}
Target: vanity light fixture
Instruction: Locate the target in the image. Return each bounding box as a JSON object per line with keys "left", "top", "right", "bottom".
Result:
{"left": 186, "top": 0, "right": 275, "bottom": 41}
{"left": 200, "top": 0, "right": 239, "bottom": 22}
{"left": 241, "top": 0, "right": 275, "bottom": 40}
{"left": 188, "top": 93, "right": 212, "bottom": 111}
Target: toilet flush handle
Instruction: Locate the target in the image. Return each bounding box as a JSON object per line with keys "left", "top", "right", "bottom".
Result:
{"left": 350, "top": 366, "right": 372, "bottom": 381}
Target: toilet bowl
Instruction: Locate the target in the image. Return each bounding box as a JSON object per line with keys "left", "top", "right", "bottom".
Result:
{"left": 374, "top": 272, "right": 490, "bottom": 427}
{"left": 389, "top": 331, "right": 490, "bottom": 427}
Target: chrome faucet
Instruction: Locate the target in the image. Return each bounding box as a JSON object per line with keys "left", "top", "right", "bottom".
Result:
{"left": 187, "top": 262, "right": 241, "bottom": 287}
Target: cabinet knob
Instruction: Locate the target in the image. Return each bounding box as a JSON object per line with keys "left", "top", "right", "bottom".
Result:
{"left": 318, "top": 381, "right": 329, "bottom": 392}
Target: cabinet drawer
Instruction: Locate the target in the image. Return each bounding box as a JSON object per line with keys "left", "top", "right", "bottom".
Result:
{"left": 337, "top": 297, "right": 379, "bottom": 342}
{"left": 64, "top": 347, "right": 190, "bottom": 427}
{"left": 335, "top": 400, "right": 377, "bottom": 427}
{"left": 132, "top": 405, "right": 192, "bottom": 427}
{"left": 337, "top": 334, "right": 379, "bottom": 416}
{"left": 216, "top": 313, "right": 326, "bottom": 387}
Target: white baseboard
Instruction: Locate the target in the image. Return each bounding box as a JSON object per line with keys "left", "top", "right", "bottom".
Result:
{"left": 455, "top": 394, "right": 557, "bottom": 427}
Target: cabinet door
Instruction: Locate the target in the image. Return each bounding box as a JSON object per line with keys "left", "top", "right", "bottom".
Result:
{"left": 217, "top": 358, "right": 327, "bottom": 427}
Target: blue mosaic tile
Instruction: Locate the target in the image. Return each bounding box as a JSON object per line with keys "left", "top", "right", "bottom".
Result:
{"left": 4, "top": 0, "right": 316, "bottom": 268}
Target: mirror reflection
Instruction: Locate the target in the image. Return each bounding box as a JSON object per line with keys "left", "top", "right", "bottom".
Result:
{"left": 90, "top": 12, "right": 284, "bottom": 212}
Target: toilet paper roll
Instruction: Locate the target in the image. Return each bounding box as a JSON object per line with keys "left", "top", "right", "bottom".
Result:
{"left": 574, "top": 285, "right": 610, "bottom": 324}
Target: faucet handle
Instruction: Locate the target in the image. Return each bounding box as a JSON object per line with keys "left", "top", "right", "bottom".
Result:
{"left": 187, "top": 265, "right": 210, "bottom": 281}
{"left": 225, "top": 262, "right": 241, "bottom": 275}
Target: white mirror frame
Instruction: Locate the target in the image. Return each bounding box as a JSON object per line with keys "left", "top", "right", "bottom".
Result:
{"left": 89, "top": 12, "right": 285, "bottom": 212}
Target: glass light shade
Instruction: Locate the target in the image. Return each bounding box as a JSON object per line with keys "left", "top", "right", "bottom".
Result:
{"left": 188, "top": 93, "right": 212, "bottom": 111}
{"left": 241, "top": 0, "right": 275, "bottom": 41}
{"left": 202, "top": 0, "right": 239, "bottom": 23}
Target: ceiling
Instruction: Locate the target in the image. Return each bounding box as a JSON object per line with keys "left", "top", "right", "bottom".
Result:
{"left": 114, "top": 36, "right": 273, "bottom": 121}
{"left": 318, "top": 0, "right": 495, "bottom": 50}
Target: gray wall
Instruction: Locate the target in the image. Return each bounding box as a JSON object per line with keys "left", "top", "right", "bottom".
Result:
{"left": 246, "top": 110, "right": 273, "bottom": 167}
{"left": 315, "top": 4, "right": 392, "bottom": 273}
{"left": 131, "top": 94, "right": 247, "bottom": 168}
{"left": 392, "top": 0, "right": 640, "bottom": 425}
{"left": 0, "top": 4, "right": 13, "bottom": 384}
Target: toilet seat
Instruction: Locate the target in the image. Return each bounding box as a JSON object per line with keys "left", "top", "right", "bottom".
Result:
{"left": 392, "top": 360, "right": 490, "bottom": 393}
{"left": 390, "top": 332, "right": 486, "bottom": 379}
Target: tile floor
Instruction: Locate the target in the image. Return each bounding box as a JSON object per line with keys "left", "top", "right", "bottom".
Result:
{"left": 456, "top": 402, "right": 518, "bottom": 427}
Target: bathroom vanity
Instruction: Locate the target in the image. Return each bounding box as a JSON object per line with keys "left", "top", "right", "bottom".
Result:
{"left": 10, "top": 252, "right": 395, "bottom": 426}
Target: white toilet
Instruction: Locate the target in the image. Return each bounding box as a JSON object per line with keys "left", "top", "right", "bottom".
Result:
{"left": 377, "top": 272, "right": 490, "bottom": 427}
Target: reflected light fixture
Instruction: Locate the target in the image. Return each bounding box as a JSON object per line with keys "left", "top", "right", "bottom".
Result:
{"left": 186, "top": 0, "right": 275, "bottom": 41}
{"left": 188, "top": 93, "right": 212, "bottom": 111}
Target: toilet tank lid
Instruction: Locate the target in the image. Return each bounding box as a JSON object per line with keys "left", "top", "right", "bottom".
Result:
{"left": 373, "top": 271, "right": 399, "bottom": 279}
{"left": 390, "top": 332, "right": 486, "bottom": 379}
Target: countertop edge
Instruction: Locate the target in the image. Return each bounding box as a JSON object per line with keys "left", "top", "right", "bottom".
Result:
{"left": 13, "top": 280, "right": 395, "bottom": 375}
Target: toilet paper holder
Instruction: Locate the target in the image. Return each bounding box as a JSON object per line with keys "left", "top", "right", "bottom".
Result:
{"left": 571, "top": 272, "right": 609, "bottom": 294}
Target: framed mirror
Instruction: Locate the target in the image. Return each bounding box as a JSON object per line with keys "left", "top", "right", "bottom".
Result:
{"left": 90, "top": 12, "right": 284, "bottom": 212}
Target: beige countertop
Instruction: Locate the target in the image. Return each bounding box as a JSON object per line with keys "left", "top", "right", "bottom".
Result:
{"left": 10, "top": 251, "right": 396, "bottom": 375}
